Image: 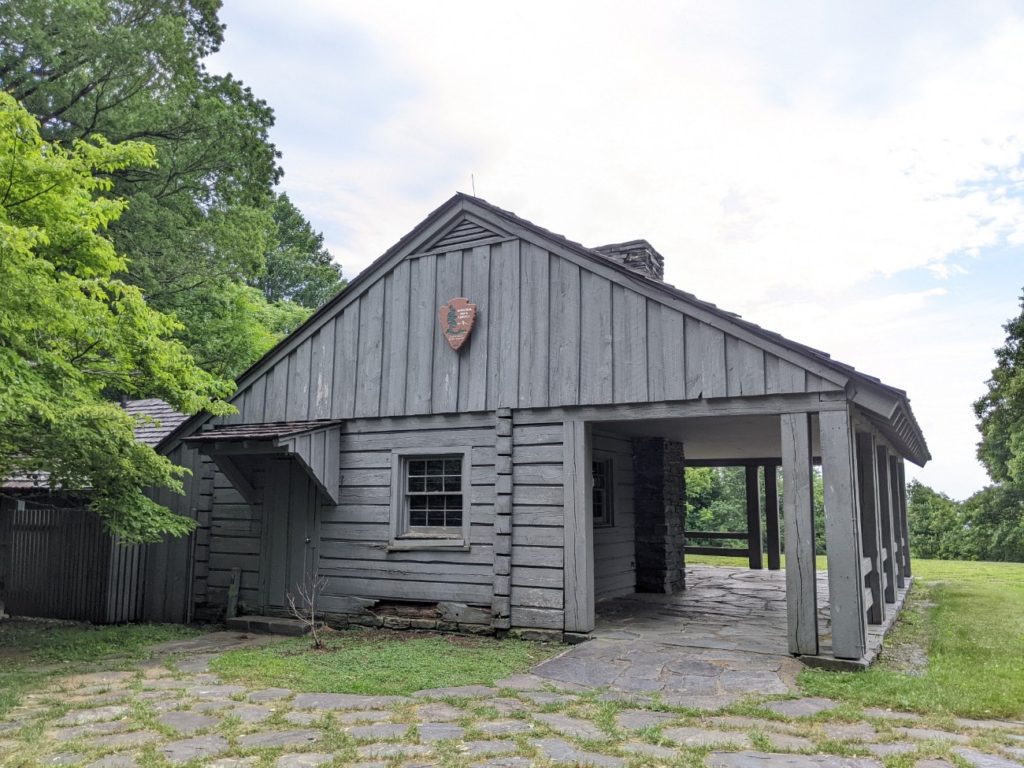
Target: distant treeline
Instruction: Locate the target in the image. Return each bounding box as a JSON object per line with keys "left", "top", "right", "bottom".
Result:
{"left": 683, "top": 467, "right": 1024, "bottom": 563}
{"left": 906, "top": 481, "right": 1024, "bottom": 563}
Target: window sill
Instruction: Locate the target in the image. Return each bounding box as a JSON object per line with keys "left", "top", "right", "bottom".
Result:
{"left": 387, "top": 538, "right": 469, "bottom": 552}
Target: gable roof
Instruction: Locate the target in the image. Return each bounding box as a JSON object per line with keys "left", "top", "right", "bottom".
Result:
{"left": 159, "top": 193, "right": 929, "bottom": 465}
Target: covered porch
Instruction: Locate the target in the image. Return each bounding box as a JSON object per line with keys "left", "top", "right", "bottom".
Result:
{"left": 560, "top": 391, "right": 922, "bottom": 666}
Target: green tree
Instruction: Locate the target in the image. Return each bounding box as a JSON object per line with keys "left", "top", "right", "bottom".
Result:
{"left": 975, "top": 293, "right": 1024, "bottom": 485}
{"left": 960, "top": 484, "right": 1024, "bottom": 563}
{"left": 0, "top": 0, "right": 340, "bottom": 377}
{"left": 0, "top": 94, "right": 232, "bottom": 542}
{"left": 906, "top": 480, "right": 966, "bottom": 559}
{"left": 684, "top": 466, "right": 826, "bottom": 554}
{"left": 254, "top": 193, "right": 346, "bottom": 309}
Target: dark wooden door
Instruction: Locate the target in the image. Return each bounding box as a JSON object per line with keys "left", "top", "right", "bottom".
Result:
{"left": 262, "top": 458, "right": 319, "bottom": 611}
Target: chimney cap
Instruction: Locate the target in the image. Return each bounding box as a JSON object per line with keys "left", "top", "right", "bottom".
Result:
{"left": 592, "top": 239, "right": 664, "bottom": 281}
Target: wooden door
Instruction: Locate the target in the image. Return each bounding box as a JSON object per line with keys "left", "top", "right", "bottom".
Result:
{"left": 262, "top": 458, "right": 319, "bottom": 611}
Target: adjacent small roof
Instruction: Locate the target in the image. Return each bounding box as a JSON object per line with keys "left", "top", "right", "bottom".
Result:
{"left": 2, "top": 398, "right": 187, "bottom": 491}
{"left": 123, "top": 398, "right": 189, "bottom": 446}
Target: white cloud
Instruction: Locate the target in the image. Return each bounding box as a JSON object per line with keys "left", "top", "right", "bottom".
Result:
{"left": 209, "top": 0, "right": 1024, "bottom": 497}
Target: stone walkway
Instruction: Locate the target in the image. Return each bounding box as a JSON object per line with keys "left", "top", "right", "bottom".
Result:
{"left": 2, "top": 621, "right": 1023, "bottom": 768}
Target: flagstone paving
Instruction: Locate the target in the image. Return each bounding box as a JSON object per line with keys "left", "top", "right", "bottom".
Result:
{"left": 2, "top": 621, "right": 1023, "bottom": 766}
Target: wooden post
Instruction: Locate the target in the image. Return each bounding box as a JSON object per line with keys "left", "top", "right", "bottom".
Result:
{"left": 745, "top": 465, "right": 764, "bottom": 570}
{"left": 563, "top": 420, "right": 594, "bottom": 633}
{"left": 855, "top": 433, "right": 885, "bottom": 625}
{"left": 820, "top": 409, "right": 868, "bottom": 660}
{"left": 781, "top": 413, "right": 818, "bottom": 656}
{"left": 888, "top": 455, "right": 906, "bottom": 588}
{"left": 876, "top": 445, "right": 898, "bottom": 603}
{"left": 896, "top": 460, "right": 912, "bottom": 577}
{"left": 764, "top": 464, "right": 781, "bottom": 571}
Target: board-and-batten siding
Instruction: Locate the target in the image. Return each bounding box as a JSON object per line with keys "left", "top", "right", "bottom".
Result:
{"left": 510, "top": 419, "right": 565, "bottom": 630}
{"left": 593, "top": 430, "right": 636, "bottom": 601}
{"left": 225, "top": 235, "right": 841, "bottom": 426}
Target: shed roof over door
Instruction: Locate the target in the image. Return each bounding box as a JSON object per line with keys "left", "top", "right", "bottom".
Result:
{"left": 185, "top": 421, "right": 341, "bottom": 505}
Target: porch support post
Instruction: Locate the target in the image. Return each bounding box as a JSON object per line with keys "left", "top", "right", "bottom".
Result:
{"left": 781, "top": 412, "right": 818, "bottom": 655}
{"left": 855, "top": 432, "right": 885, "bottom": 624}
{"left": 876, "top": 445, "right": 898, "bottom": 603}
{"left": 888, "top": 455, "right": 906, "bottom": 588}
{"left": 820, "top": 409, "right": 868, "bottom": 660}
{"left": 745, "top": 465, "right": 764, "bottom": 570}
{"left": 563, "top": 420, "right": 594, "bottom": 633}
{"left": 896, "top": 460, "right": 912, "bottom": 577}
{"left": 764, "top": 464, "right": 781, "bottom": 571}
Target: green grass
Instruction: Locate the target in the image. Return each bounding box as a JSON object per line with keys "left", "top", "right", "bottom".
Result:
{"left": 688, "top": 553, "right": 829, "bottom": 569}
{"left": 0, "top": 621, "right": 198, "bottom": 718}
{"left": 210, "top": 627, "right": 561, "bottom": 695}
{"left": 692, "top": 554, "right": 1024, "bottom": 718}
{"left": 799, "top": 559, "right": 1024, "bottom": 719}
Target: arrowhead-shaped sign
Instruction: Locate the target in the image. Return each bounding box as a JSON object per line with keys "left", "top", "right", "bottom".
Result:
{"left": 439, "top": 297, "right": 477, "bottom": 351}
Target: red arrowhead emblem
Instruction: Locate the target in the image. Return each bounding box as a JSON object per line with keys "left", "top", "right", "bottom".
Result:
{"left": 439, "top": 297, "right": 477, "bottom": 351}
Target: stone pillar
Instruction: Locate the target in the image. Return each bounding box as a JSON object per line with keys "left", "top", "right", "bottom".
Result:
{"left": 633, "top": 438, "right": 686, "bottom": 593}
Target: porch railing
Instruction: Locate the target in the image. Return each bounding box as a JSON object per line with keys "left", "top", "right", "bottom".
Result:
{"left": 684, "top": 530, "right": 749, "bottom": 558}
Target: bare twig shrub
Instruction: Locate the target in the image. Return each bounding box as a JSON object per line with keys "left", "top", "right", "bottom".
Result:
{"left": 287, "top": 571, "right": 328, "bottom": 649}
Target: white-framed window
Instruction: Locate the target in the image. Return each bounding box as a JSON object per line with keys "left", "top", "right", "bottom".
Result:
{"left": 389, "top": 446, "right": 472, "bottom": 550}
{"left": 592, "top": 456, "right": 614, "bottom": 527}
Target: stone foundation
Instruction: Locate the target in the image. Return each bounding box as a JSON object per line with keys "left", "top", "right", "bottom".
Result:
{"left": 633, "top": 438, "right": 686, "bottom": 593}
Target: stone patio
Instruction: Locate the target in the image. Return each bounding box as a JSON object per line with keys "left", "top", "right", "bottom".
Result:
{"left": 531, "top": 565, "right": 909, "bottom": 704}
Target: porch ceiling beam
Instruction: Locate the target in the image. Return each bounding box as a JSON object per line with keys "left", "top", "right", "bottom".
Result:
{"left": 685, "top": 457, "right": 825, "bottom": 467}
{"left": 515, "top": 391, "right": 847, "bottom": 425}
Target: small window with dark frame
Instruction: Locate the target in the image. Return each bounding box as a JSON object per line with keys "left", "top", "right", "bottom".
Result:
{"left": 404, "top": 456, "right": 463, "bottom": 536}
{"left": 592, "top": 458, "right": 613, "bottom": 527}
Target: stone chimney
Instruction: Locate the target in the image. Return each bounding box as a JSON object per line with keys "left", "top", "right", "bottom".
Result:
{"left": 593, "top": 240, "right": 664, "bottom": 281}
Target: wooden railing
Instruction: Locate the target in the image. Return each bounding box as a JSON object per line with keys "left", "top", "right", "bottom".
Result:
{"left": 684, "top": 530, "right": 749, "bottom": 558}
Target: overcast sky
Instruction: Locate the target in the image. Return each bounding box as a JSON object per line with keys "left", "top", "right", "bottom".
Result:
{"left": 208, "top": 1, "right": 1024, "bottom": 500}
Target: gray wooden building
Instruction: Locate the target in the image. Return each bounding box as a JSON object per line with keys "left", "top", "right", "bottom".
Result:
{"left": 154, "top": 194, "right": 928, "bottom": 661}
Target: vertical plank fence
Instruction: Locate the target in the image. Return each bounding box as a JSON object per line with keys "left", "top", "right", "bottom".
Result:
{"left": 0, "top": 497, "right": 145, "bottom": 623}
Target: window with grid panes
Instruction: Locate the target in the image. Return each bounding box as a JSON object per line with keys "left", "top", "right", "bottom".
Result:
{"left": 405, "top": 456, "right": 463, "bottom": 532}
{"left": 592, "top": 458, "right": 614, "bottom": 527}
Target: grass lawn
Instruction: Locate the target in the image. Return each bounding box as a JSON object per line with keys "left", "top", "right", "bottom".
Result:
{"left": 693, "top": 553, "right": 1024, "bottom": 719}
{"left": 0, "top": 621, "right": 198, "bottom": 719}
{"left": 210, "top": 627, "right": 560, "bottom": 695}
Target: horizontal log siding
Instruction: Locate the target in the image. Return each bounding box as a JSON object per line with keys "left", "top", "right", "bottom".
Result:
{"left": 511, "top": 419, "right": 565, "bottom": 630}
{"left": 205, "top": 474, "right": 264, "bottom": 613}
{"left": 317, "top": 417, "right": 497, "bottom": 609}
{"left": 219, "top": 241, "right": 841, "bottom": 425}
{"left": 593, "top": 430, "right": 637, "bottom": 601}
